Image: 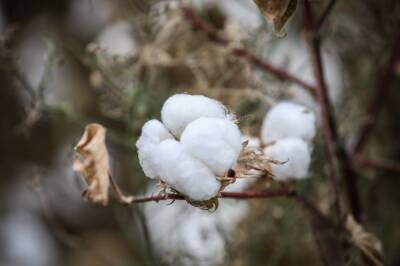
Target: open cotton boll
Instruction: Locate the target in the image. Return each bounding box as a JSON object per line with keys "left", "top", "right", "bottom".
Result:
{"left": 136, "top": 120, "right": 173, "bottom": 179}
{"left": 161, "top": 94, "right": 228, "bottom": 138}
{"left": 156, "top": 139, "right": 221, "bottom": 201}
{"left": 264, "top": 138, "right": 311, "bottom": 181}
{"left": 261, "top": 101, "right": 316, "bottom": 144}
{"left": 181, "top": 117, "right": 242, "bottom": 176}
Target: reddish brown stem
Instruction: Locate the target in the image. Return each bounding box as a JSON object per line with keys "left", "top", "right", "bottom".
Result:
{"left": 128, "top": 186, "right": 294, "bottom": 204}
{"left": 303, "top": 0, "right": 342, "bottom": 218}
{"left": 303, "top": 0, "right": 362, "bottom": 221}
{"left": 180, "top": 5, "right": 317, "bottom": 97}
{"left": 354, "top": 157, "right": 400, "bottom": 173}
{"left": 316, "top": 0, "right": 336, "bottom": 30}
{"left": 352, "top": 34, "right": 400, "bottom": 155}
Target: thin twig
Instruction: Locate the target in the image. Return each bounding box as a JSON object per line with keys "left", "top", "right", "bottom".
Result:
{"left": 124, "top": 186, "right": 295, "bottom": 204}
{"left": 354, "top": 157, "right": 400, "bottom": 173}
{"left": 352, "top": 33, "right": 400, "bottom": 155}
{"left": 316, "top": 0, "right": 337, "bottom": 30}
{"left": 180, "top": 5, "right": 318, "bottom": 98}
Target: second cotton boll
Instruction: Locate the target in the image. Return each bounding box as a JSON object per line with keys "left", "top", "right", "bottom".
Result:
{"left": 136, "top": 93, "right": 242, "bottom": 201}
{"left": 261, "top": 101, "right": 316, "bottom": 143}
{"left": 261, "top": 101, "right": 316, "bottom": 181}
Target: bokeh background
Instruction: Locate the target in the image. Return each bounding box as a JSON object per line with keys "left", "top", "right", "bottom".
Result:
{"left": 0, "top": 0, "right": 399, "bottom": 265}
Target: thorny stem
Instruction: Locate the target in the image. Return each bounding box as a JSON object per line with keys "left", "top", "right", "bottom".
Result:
{"left": 180, "top": 5, "right": 318, "bottom": 98}
{"left": 352, "top": 33, "right": 400, "bottom": 156}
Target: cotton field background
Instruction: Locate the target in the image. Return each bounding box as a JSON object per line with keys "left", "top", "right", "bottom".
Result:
{"left": 0, "top": 0, "right": 399, "bottom": 265}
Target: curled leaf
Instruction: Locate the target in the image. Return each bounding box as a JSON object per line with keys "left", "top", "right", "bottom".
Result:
{"left": 73, "top": 123, "right": 110, "bottom": 206}
{"left": 254, "top": 0, "right": 297, "bottom": 34}
{"left": 346, "top": 215, "right": 384, "bottom": 266}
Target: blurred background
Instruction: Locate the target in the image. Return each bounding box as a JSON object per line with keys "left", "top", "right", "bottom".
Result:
{"left": 0, "top": 0, "right": 399, "bottom": 265}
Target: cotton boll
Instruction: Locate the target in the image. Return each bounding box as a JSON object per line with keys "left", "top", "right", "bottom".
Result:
{"left": 264, "top": 138, "right": 311, "bottom": 181}
{"left": 261, "top": 101, "right": 316, "bottom": 144}
{"left": 144, "top": 180, "right": 252, "bottom": 266}
{"left": 136, "top": 120, "right": 173, "bottom": 178}
{"left": 144, "top": 198, "right": 225, "bottom": 266}
{"left": 67, "top": 0, "right": 113, "bottom": 39}
{"left": 161, "top": 94, "right": 228, "bottom": 138}
{"left": 156, "top": 139, "right": 221, "bottom": 201}
{"left": 96, "top": 21, "right": 137, "bottom": 57}
{"left": 181, "top": 117, "right": 242, "bottom": 176}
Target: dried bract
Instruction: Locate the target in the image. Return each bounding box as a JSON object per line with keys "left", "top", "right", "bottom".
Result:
{"left": 73, "top": 123, "right": 110, "bottom": 206}
{"left": 254, "top": 0, "right": 297, "bottom": 33}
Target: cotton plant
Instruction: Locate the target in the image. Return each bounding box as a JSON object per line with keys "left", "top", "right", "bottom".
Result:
{"left": 136, "top": 93, "right": 273, "bottom": 208}
{"left": 261, "top": 101, "right": 316, "bottom": 181}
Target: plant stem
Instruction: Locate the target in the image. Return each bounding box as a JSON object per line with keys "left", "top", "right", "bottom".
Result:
{"left": 316, "top": 0, "right": 337, "bottom": 30}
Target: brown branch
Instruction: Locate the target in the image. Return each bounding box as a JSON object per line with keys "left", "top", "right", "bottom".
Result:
{"left": 180, "top": 5, "right": 318, "bottom": 98}
{"left": 124, "top": 186, "right": 295, "bottom": 204}
{"left": 352, "top": 33, "right": 400, "bottom": 155}
{"left": 353, "top": 157, "right": 400, "bottom": 173}
{"left": 316, "top": 0, "right": 337, "bottom": 30}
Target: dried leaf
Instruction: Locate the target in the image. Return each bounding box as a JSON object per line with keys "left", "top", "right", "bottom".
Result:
{"left": 346, "top": 215, "right": 384, "bottom": 266}
{"left": 73, "top": 123, "right": 110, "bottom": 206}
{"left": 254, "top": 0, "right": 297, "bottom": 33}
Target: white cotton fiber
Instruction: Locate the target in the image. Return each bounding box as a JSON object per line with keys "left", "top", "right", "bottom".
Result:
{"left": 161, "top": 94, "right": 228, "bottom": 138}
{"left": 264, "top": 138, "right": 311, "bottom": 181}
{"left": 139, "top": 119, "right": 173, "bottom": 143}
{"left": 136, "top": 119, "right": 173, "bottom": 178}
{"left": 181, "top": 117, "right": 242, "bottom": 176}
{"left": 261, "top": 101, "right": 316, "bottom": 144}
{"left": 156, "top": 139, "right": 221, "bottom": 201}
{"left": 241, "top": 135, "right": 261, "bottom": 148}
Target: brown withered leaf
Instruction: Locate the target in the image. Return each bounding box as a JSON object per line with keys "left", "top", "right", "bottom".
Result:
{"left": 346, "top": 215, "right": 384, "bottom": 266}
{"left": 73, "top": 123, "right": 110, "bottom": 206}
{"left": 254, "top": 0, "right": 297, "bottom": 33}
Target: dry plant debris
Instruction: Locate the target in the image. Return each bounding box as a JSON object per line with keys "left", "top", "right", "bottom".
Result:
{"left": 73, "top": 123, "right": 111, "bottom": 206}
